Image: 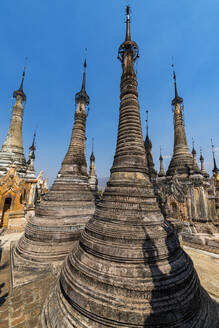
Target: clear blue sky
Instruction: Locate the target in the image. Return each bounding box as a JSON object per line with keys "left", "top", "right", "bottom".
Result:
{"left": 0, "top": 0, "right": 218, "bottom": 184}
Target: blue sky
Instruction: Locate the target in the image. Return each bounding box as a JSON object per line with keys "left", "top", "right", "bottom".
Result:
{"left": 0, "top": 0, "right": 218, "bottom": 184}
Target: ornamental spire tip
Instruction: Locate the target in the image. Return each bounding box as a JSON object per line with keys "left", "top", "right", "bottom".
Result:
{"left": 146, "top": 110, "right": 149, "bottom": 137}
{"left": 171, "top": 60, "right": 183, "bottom": 106}
{"left": 211, "top": 138, "right": 218, "bottom": 173}
{"left": 13, "top": 58, "right": 27, "bottom": 101}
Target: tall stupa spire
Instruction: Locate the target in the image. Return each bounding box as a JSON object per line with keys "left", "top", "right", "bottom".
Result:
{"left": 211, "top": 138, "right": 218, "bottom": 175}
{"left": 0, "top": 64, "right": 27, "bottom": 177}
{"left": 158, "top": 147, "right": 165, "bottom": 177}
{"left": 14, "top": 57, "right": 95, "bottom": 266}
{"left": 61, "top": 55, "right": 89, "bottom": 175}
{"left": 42, "top": 6, "right": 217, "bottom": 327}
{"left": 192, "top": 138, "right": 200, "bottom": 173}
{"left": 199, "top": 147, "right": 209, "bottom": 178}
{"left": 167, "top": 64, "right": 199, "bottom": 175}
{"left": 25, "top": 131, "right": 36, "bottom": 179}
{"left": 88, "top": 138, "right": 98, "bottom": 195}
{"left": 144, "top": 110, "right": 157, "bottom": 179}
{"left": 27, "top": 131, "right": 36, "bottom": 170}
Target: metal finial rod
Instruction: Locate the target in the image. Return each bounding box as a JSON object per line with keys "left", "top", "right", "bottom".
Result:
{"left": 211, "top": 138, "right": 218, "bottom": 172}
{"left": 24, "top": 57, "right": 28, "bottom": 74}
{"left": 192, "top": 138, "right": 194, "bottom": 149}
{"left": 146, "top": 110, "right": 149, "bottom": 136}
{"left": 171, "top": 56, "right": 176, "bottom": 81}
{"left": 30, "top": 129, "right": 36, "bottom": 150}
{"left": 33, "top": 130, "right": 36, "bottom": 146}
{"left": 21, "top": 57, "right": 28, "bottom": 83}
{"left": 19, "top": 56, "right": 28, "bottom": 90}
{"left": 81, "top": 50, "right": 87, "bottom": 92}
{"left": 125, "top": 4, "right": 131, "bottom": 41}
{"left": 200, "top": 147, "right": 202, "bottom": 156}
{"left": 84, "top": 48, "right": 87, "bottom": 69}
{"left": 211, "top": 138, "right": 215, "bottom": 156}
{"left": 92, "top": 137, "right": 94, "bottom": 153}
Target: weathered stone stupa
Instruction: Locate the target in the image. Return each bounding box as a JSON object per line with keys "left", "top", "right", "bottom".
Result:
{"left": 0, "top": 69, "right": 47, "bottom": 231}
{"left": 158, "top": 149, "right": 165, "bottom": 177}
{"left": 167, "top": 69, "right": 200, "bottom": 176}
{"left": 42, "top": 6, "right": 218, "bottom": 327}
{"left": 0, "top": 69, "right": 27, "bottom": 178}
{"left": 14, "top": 60, "right": 95, "bottom": 265}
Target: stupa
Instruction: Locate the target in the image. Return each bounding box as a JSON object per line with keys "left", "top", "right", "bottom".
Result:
{"left": 14, "top": 60, "right": 95, "bottom": 265}
{"left": 166, "top": 68, "right": 200, "bottom": 176}
{"left": 88, "top": 139, "right": 99, "bottom": 203}
{"left": 42, "top": 6, "right": 218, "bottom": 327}
{"left": 0, "top": 69, "right": 27, "bottom": 178}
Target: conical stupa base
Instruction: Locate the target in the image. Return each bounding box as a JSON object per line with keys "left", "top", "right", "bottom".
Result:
{"left": 41, "top": 233, "right": 218, "bottom": 328}
{"left": 41, "top": 176, "right": 219, "bottom": 327}
{"left": 13, "top": 174, "right": 95, "bottom": 267}
{"left": 42, "top": 287, "right": 218, "bottom": 328}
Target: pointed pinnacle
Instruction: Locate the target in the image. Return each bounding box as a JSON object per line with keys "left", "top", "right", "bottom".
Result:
{"left": 171, "top": 64, "right": 183, "bottom": 106}
{"left": 159, "top": 147, "right": 163, "bottom": 161}
{"left": 200, "top": 147, "right": 204, "bottom": 161}
{"left": 211, "top": 139, "right": 218, "bottom": 173}
{"left": 146, "top": 110, "right": 149, "bottom": 137}
{"left": 30, "top": 131, "right": 36, "bottom": 150}
{"left": 13, "top": 63, "right": 27, "bottom": 101}
{"left": 19, "top": 58, "right": 27, "bottom": 92}
{"left": 92, "top": 137, "right": 94, "bottom": 153}
{"left": 125, "top": 5, "right": 131, "bottom": 41}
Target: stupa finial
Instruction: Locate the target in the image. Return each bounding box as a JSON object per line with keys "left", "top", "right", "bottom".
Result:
{"left": 13, "top": 57, "right": 27, "bottom": 101}
{"left": 75, "top": 50, "right": 90, "bottom": 106}
{"left": 171, "top": 59, "right": 183, "bottom": 106}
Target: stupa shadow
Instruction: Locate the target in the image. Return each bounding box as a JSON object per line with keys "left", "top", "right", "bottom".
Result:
{"left": 142, "top": 219, "right": 191, "bottom": 327}
{"left": 142, "top": 218, "right": 219, "bottom": 327}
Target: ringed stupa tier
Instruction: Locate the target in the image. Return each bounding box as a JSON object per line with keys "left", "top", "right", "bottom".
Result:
{"left": 166, "top": 68, "right": 200, "bottom": 176}
{"left": 42, "top": 6, "right": 218, "bottom": 327}
{"left": 0, "top": 69, "right": 27, "bottom": 178}
{"left": 14, "top": 60, "right": 95, "bottom": 264}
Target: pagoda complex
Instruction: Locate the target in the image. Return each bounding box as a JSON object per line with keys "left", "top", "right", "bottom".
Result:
{"left": 152, "top": 68, "right": 219, "bottom": 240}
{"left": 0, "top": 69, "right": 47, "bottom": 231}
{"left": 42, "top": 6, "right": 218, "bottom": 327}
{"left": 13, "top": 60, "right": 95, "bottom": 266}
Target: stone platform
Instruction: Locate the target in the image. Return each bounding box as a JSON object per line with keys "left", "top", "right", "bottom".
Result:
{"left": 182, "top": 232, "right": 219, "bottom": 254}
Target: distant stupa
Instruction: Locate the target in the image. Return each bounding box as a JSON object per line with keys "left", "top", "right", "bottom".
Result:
{"left": 167, "top": 67, "right": 200, "bottom": 176}
{"left": 14, "top": 60, "right": 95, "bottom": 266}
